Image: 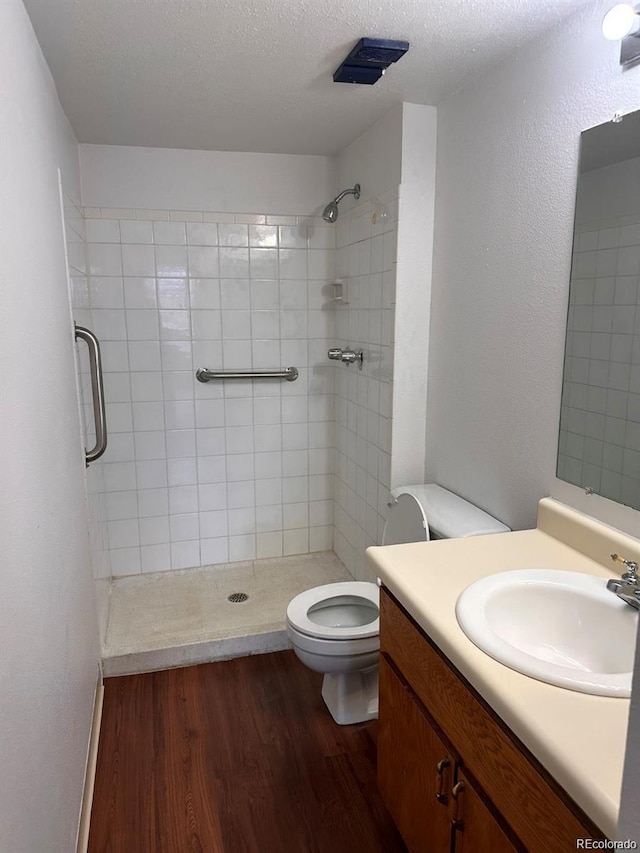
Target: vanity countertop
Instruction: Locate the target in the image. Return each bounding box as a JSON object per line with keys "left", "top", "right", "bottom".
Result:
{"left": 366, "top": 497, "right": 640, "bottom": 840}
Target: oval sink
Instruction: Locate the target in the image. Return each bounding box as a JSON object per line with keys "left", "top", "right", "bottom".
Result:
{"left": 455, "top": 569, "right": 638, "bottom": 697}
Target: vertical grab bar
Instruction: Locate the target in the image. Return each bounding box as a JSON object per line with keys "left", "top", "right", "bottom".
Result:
{"left": 75, "top": 324, "right": 108, "bottom": 466}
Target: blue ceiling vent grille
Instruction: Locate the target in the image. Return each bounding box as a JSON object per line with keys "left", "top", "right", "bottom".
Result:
{"left": 333, "top": 37, "right": 409, "bottom": 85}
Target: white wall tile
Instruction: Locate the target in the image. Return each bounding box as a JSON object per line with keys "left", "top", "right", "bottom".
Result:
{"left": 164, "top": 400, "right": 195, "bottom": 429}
{"left": 219, "top": 247, "right": 249, "bottom": 278}
{"left": 137, "top": 488, "right": 169, "bottom": 517}
{"left": 157, "top": 278, "right": 189, "bottom": 309}
{"left": 135, "top": 430, "right": 167, "bottom": 460}
{"left": 120, "top": 220, "right": 153, "bottom": 244}
{"left": 197, "top": 455, "right": 226, "bottom": 484}
{"left": 86, "top": 219, "right": 120, "bottom": 243}
{"left": 139, "top": 516, "right": 170, "bottom": 546}
{"left": 124, "top": 277, "right": 157, "bottom": 309}
{"left": 122, "top": 244, "right": 155, "bottom": 276}
{"left": 218, "top": 224, "right": 249, "bottom": 246}
{"left": 128, "top": 340, "right": 161, "bottom": 370}
{"left": 170, "top": 513, "right": 199, "bottom": 542}
{"left": 190, "top": 278, "right": 221, "bottom": 310}
{"left": 141, "top": 543, "right": 171, "bottom": 573}
{"left": 198, "top": 483, "right": 227, "bottom": 511}
{"left": 171, "top": 540, "right": 200, "bottom": 570}
{"left": 90, "top": 277, "right": 124, "bottom": 309}
{"left": 133, "top": 401, "right": 165, "bottom": 431}
{"left": 167, "top": 457, "right": 198, "bottom": 486}
{"left": 94, "top": 207, "right": 342, "bottom": 573}
{"left": 228, "top": 534, "right": 255, "bottom": 561}
{"left": 156, "top": 245, "right": 188, "bottom": 277}
{"left": 200, "top": 537, "right": 229, "bottom": 565}
{"left": 166, "top": 429, "right": 196, "bottom": 458}
{"left": 283, "top": 528, "right": 309, "bottom": 556}
{"left": 110, "top": 547, "right": 141, "bottom": 577}
{"left": 126, "top": 309, "right": 160, "bottom": 340}
{"left": 153, "top": 221, "right": 186, "bottom": 245}
{"left": 159, "top": 309, "right": 191, "bottom": 340}
{"left": 199, "top": 510, "right": 228, "bottom": 537}
{"left": 187, "top": 223, "right": 218, "bottom": 246}
{"left": 92, "top": 309, "right": 127, "bottom": 340}
{"left": 136, "top": 460, "right": 168, "bottom": 489}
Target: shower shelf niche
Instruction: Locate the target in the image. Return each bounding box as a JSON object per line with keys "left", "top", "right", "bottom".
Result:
{"left": 327, "top": 279, "right": 349, "bottom": 305}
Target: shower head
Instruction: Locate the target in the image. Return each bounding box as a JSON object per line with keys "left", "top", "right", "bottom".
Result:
{"left": 322, "top": 200, "right": 339, "bottom": 223}
{"left": 322, "top": 183, "right": 361, "bottom": 223}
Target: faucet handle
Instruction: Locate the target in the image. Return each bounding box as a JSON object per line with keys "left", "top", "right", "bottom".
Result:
{"left": 610, "top": 553, "right": 639, "bottom": 581}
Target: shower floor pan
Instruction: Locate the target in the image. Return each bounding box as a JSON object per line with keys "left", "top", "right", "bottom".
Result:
{"left": 103, "top": 552, "right": 351, "bottom": 676}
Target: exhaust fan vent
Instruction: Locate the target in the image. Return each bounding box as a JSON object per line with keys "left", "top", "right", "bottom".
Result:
{"left": 333, "top": 37, "right": 409, "bottom": 85}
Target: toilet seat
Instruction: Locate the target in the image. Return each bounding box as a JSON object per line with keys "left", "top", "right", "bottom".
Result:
{"left": 286, "top": 622, "right": 379, "bottom": 657}
{"left": 286, "top": 581, "right": 379, "bottom": 641}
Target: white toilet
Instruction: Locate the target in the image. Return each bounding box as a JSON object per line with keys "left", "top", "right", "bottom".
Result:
{"left": 286, "top": 484, "right": 509, "bottom": 725}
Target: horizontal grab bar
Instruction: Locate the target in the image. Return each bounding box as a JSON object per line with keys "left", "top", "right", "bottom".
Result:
{"left": 196, "top": 367, "right": 299, "bottom": 383}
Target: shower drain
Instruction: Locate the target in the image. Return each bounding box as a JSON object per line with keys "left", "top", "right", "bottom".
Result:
{"left": 227, "top": 592, "right": 249, "bottom": 603}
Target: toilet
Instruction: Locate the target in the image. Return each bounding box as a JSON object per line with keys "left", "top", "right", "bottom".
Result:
{"left": 286, "top": 484, "right": 509, "bottom": 725}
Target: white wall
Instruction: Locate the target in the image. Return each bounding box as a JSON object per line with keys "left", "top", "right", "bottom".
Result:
{"left": 80, "top": 144, "right": 335, "bottom": 216}
{"left": 426, "top": 0, "right": 639, "bottom": 840}
{"left": 0, "top": 2, "right": 100, "bottom": 850}
{"left": 426, "top": 0, "right": 640, "bottom": 537}
{"left": 391, "top": 103, "right": 438, "bottom": 487}
{"left": 336, "top": 104, "right": 403, "bottom": 209}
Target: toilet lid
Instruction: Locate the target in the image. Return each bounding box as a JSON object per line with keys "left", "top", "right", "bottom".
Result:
{"left": 286, "top": 581, "right": 379, "bottom": 640}
{"left": 382, "top": 493, "right": 430, "bottom": 545}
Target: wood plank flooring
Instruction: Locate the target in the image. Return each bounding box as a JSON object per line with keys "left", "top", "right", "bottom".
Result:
{"left": 88, "top": 651, "right": 407, "bottom": 853}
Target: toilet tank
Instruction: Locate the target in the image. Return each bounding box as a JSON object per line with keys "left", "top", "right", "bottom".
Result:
{"left": 382, "top": 483, "right": 509, "bottom": 545}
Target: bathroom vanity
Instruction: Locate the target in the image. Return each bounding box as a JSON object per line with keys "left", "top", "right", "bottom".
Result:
{"left": 366, "top": 498, "right": 640, "bottom": 851}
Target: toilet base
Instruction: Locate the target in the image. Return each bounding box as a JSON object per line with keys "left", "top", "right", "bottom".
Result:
{"left": 321, "top": 664, "right": 379, "bottom": 725}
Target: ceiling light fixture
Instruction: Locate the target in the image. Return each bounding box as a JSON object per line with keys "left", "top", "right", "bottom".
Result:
{"left": 602, "top": 3, "right": 640, "bottom": 65}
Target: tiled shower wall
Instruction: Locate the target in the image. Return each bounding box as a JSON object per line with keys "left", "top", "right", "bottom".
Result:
{"left": 558, "top": 212, "right": 640, "bottom": 507}
{"left": 82, "top": 207, "right": 336, "bottom": 575}
{"left": 332, "top": 190, "right": 398, "bottom": 581}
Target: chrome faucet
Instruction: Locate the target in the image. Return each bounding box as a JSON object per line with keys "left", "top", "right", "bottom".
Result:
{"left": 327, "top": 347, "right": 364, "bottom": 370}
{"left": 606, "top": 554, "right": 640, "bottom": 611}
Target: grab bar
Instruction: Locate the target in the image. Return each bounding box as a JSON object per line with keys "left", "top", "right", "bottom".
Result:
{"left": 75, "top": 324, "right": 107, "bottom": 466}
{"left": 196, "top": 367, "right": 298, "bottom": 383}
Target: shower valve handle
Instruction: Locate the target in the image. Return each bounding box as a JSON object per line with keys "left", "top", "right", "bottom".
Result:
{"left": 327, "top": 347, "right": 364, "bottom": 370}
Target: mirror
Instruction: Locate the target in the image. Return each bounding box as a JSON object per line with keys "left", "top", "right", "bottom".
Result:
{"left": 557, "top": 110, "right": 640, "bottom": 511}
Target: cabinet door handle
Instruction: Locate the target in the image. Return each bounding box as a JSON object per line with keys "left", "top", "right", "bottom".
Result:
{"left": 435, "top": 757, "right": 451, "bottom": 803}
{"left": 451, "top": 779, "right": 466, "bottom": 830}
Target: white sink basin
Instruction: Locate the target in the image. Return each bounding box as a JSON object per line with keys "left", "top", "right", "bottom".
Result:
{"left": 455, "top": 569, "right": 638, "bottom": 697}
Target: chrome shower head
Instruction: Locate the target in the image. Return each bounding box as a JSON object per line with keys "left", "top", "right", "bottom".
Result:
{"left": 322, "top": 183, "right": 361, "bottom": 223}
{"left": 322, "top": 200, "right": 339, "bottom": 223}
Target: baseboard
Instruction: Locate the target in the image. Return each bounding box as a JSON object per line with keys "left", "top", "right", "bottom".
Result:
{"left": 76, "top": 678, "right": 104, "bottom": 853}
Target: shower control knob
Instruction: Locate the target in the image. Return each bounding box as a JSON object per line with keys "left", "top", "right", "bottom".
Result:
{"left": 341, "top": 349, "right": 358, "bottom": 364}
{"left": 327, "top": 347, "right": 364, "bottom": 370}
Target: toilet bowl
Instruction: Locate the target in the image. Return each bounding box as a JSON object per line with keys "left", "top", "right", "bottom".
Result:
{"left": 286, "top": 484, "right": 510, "bottom": 725}
{"left": 286, "top": 582, "right": 380, "bottom": 725}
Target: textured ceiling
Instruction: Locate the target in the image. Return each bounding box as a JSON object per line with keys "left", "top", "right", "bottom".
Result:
{"left": 24, "top": 0, "right": 588, "bottom": 155}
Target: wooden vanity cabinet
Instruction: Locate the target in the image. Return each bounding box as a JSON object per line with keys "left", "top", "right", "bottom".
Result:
{"left": 378, "top": 588, "right": 605, "bottom": 853}
{"left": 379, "top": 655, "right": 517, "bottom": 853}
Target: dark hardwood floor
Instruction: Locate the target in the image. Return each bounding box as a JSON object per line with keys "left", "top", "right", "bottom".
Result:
{"left": 88, "top": 651, "right": 407, "bottom": 853}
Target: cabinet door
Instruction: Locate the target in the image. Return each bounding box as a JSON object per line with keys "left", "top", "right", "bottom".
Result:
{"left": 451, "top": 770, "right": 519, "bottom": 853}
{"left": 378, "top": 655, "right": 452, "bottom": 853}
